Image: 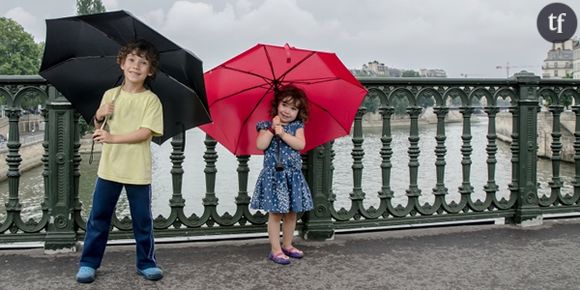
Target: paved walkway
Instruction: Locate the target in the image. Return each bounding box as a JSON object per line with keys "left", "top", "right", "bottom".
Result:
{"left": 1, "top": 218, "right": 580, "bottom": 290}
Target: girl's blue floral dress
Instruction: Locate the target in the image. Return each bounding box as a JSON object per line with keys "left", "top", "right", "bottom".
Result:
{"left": 250, "top": 120, "right": 313, "bottom": 213}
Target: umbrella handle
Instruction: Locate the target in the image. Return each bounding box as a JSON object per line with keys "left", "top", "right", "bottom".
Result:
{"left": 274, "top": 136, "right": 284, "bottom": 171}
{"left": 89, "top": 140, "right": 95, "bottom": 164}
{"left": 284, "top": 43, "right": 291, "bottom": 63}
{"left": 89, "top": 85, "right": 121, "bottom": 164}
{"left": 97, "top": 85, "right": 122, "bottom": 130}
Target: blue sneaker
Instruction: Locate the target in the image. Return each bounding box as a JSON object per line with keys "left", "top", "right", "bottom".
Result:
{"left": 137, "top": 267, "right": 163, "bottom": 281}
{"left": 76, "top": 266, "right": 96, "bottom": 283}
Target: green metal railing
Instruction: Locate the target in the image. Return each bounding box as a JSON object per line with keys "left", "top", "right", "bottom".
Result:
{"left": 0, "top": 73, "right": 579, "bottom": 251}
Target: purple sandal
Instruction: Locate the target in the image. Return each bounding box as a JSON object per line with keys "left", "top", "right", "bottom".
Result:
{"left": 268, "top": 252, "right": 291, "bottom": 265}
{"left": 282, "top": 247, "right": 304, "bottom": 259}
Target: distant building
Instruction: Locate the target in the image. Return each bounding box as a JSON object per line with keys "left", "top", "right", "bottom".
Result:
{"left": 365, "top": 60, "right": 388, "bottom": 76}
{"left": 419, "top": 68, "right": 447, "bottom": 78}
{"left": 574, "top": 41, "right": 580, "bottom": 79}
{"left": 542, "top": 39, "right": 575, "bottom": 79}
{"left": 350, "top": 60, "right": 391, "bottom": 76}
{"left": 351, "top": 61, "right": 446, "bottom": 78}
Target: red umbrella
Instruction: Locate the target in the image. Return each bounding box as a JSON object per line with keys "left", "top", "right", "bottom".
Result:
{"left": 199, "top": 43, "right": 367, "bottom": 155}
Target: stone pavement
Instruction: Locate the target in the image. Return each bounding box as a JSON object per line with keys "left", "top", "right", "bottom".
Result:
{"left": 1, "top": 218, "right": 580, "bottom": 290}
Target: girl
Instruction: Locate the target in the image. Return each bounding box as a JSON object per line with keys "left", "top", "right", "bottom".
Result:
{"left": 251, "top": 85, "right": 313, "bottom": 265}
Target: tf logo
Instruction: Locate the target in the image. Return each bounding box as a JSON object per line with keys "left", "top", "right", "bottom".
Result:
{"left": 537, "top": 3, "right": 577, "bottom": 42}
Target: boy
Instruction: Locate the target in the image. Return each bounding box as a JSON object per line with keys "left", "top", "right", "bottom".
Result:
{"left": 76, "top": 39, "right": 164, "bottom": 283}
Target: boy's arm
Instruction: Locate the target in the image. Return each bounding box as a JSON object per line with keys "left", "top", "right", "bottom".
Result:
{"left": 93, "top": 127, "right": 152, "bottom": 144}
{"left": 94, "top": 102, "right": 114, "bottom": 127}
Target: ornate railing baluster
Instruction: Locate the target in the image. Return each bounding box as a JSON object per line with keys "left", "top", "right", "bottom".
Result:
{"left": 573, "top": 104, "right": 580, "bottom": 204}
{"left": 459, "top": 106, "right": 476, "bottom": 211}
{"left": 156, "top": 131, "right": 185, "bottom": 229}
{"left": 483, "top": 106, "right": 500, "bottom": 208}
{"left": 4, "top": 107, "right": 22, "bottom": 233}
{"left": 406, "top": 106, "right": 422, "bottom": 215}
{"left": 432, "top": 106, "right": 448, "bottom": 213}
{"left": 203, "top": 135, "right": 218, "bottom": 227}
{"left": 379, "top": 106, "right": 394, "bottom": 212}
{"left": 547, "top": 105, "right": 567, "bottom": 205}
{"left": 234, "top": 155, "right": 254, "bottom": 225}
{"left": 350, "top": 108, "right": 366, "bottom": 217}
{"left": 433, "top": 106, "right": 449, "bottom": 192}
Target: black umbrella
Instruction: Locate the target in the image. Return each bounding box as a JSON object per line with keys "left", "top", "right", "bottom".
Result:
{"left": 39, "top": 10, "right": 211, "bottom": 144}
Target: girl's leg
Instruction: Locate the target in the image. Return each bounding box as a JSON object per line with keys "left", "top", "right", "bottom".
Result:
{"left": 79, "top": 178, "right": 123, "bottom": 269}
{"left": 267, "top": 213, "right": 283, "bottom": 254}
{"left": 125, "top": 183, "right": 157, "bottom": 270}
{"left": 281, "top": 212, "right": 297, "bottom": 249}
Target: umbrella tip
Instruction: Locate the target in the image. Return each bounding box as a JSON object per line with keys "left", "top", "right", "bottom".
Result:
{"left": 284, "top": 43, "right": 291, "bottom": 63}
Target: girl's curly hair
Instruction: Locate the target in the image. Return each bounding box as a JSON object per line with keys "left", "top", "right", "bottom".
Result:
{"left": 270, "top": 85, "right": 310, "bottom": 122}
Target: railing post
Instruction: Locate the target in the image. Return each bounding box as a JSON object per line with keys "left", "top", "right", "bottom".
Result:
{"left": 513, "top": 72, "right": 542, "bottom": 226}
{"left": 44, "top": 88, "right": 77, "bottom": 252}
{"left": 300, "top": 142, "right": 334, "bottom": 240}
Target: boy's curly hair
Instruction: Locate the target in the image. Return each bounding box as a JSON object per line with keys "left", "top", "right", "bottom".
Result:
{"left": 116, "top": 39, "right": 160, "bottom": 78}
{"left": 270, "top": 85, "right": 310, "bottom": 122}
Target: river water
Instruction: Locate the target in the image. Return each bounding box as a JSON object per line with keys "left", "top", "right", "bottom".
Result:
{"left": 0, "top": 120, "right": 575, "bottom": 221}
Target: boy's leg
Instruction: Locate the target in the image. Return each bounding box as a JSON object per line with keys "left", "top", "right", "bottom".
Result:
{"left": 125, "top": 184, "right": 157, "bottom": 270}
{"left": 79, "top": 178, "right": 123, "bottom": 269}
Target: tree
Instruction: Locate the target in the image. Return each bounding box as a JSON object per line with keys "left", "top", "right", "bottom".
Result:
{"left": 361, "top": 96, "right": 380, "bottom": 114}
{"left": 401, "top": 70, "right": 420, "bottom": 77}
{"left": 77, "top": 0, "right": 106, "bottom": 15}
{"left": 0, "top": 17, "right": 42, "bottom": 75}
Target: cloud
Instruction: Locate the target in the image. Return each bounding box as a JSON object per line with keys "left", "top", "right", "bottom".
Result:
{"left": 117, "top": 0, "right": 568, "bottom": 76}
{"left": 158, "top": 0, "right": 343, "bottom": 70}
{"left": 4, "top": 7, "right": 42, "bottom": 41}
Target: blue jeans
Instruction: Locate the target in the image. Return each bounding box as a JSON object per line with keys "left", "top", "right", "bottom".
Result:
{"left": 79, "top": 178, "right": 157, "bottom": 270}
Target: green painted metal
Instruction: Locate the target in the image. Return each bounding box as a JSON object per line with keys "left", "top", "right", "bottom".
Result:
{"left": 1, "top": 74, "right": 580, "bottom": 249}
{"left": 301, "top": 144, "right": 335, "bottom": 240}
{"left": 512, "top": 72, "right": 541, "bottom": 224}
{"left": 44, "top": 88, "right": 77, "bottom": 251}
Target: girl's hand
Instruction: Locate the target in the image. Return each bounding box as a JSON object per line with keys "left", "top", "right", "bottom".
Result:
{"left": 272, "top": 116, "right": 284, "bottom": 136}
{"left": 93, "top": 128, "right": 112, "bottom": 143}
{"left": 272, "top": 116, "right": 281, "bottom": 127}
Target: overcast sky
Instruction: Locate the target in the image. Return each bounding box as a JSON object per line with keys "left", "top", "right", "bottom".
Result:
{"left": 1, "top": 0, "right": 578, "bottom": 77}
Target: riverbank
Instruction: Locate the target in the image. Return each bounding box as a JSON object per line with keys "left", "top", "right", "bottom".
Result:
{"left": 0, "top": 138, "right": 99, "bottom": 182}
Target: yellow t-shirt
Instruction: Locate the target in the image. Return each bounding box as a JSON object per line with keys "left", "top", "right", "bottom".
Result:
{"left": 97, "top": 87, "right": 163, "bottom": 185}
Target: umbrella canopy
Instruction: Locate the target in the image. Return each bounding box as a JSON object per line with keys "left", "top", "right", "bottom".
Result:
{"left": 39, "top": 10, "right": 211, "bottom": 144}
{"left": 200, "top": 43, "right": 367, "bottom": 155}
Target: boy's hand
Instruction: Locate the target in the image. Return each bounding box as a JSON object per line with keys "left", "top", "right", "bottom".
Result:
{"left": 96, "top": 102, "right": 114, "bottom": 120}
{"left": 93, "top": 129, "right": 112, "bottom": 143}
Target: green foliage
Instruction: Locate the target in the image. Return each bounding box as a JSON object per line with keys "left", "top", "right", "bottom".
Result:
{"left": 361, "top": 96, "right": 380, "bottom": 113}
{"left": 393, "top": 97, "right": 409, "bottom": 115}
{"left": 0, "top": 17, "right": 42, "bottom": 75}
{"left": 78, "top": 118, "right": 92, "bottom": 136}
{"left": 418, "top": 96, "right": 435, "bottom": 108}
{"left": 77, "top": 0, "right": 106, "bottom": 15}
{"left": 401, "top": 70, "right": 420, "bottom": 77}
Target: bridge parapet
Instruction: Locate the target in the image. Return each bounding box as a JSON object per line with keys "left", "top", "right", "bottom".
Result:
{"left": 0, "top": 74, "right": 579, "bottom": 252}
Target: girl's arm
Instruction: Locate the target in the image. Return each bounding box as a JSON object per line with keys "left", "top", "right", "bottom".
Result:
{"left": 256, "top": 129, "right": 275, "bottom": 150}
{"left": 279, "top": 127, "right": 305, "bottom": 151}
{"left": 93, "top": 127, "right": 152, "bottom": 144}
